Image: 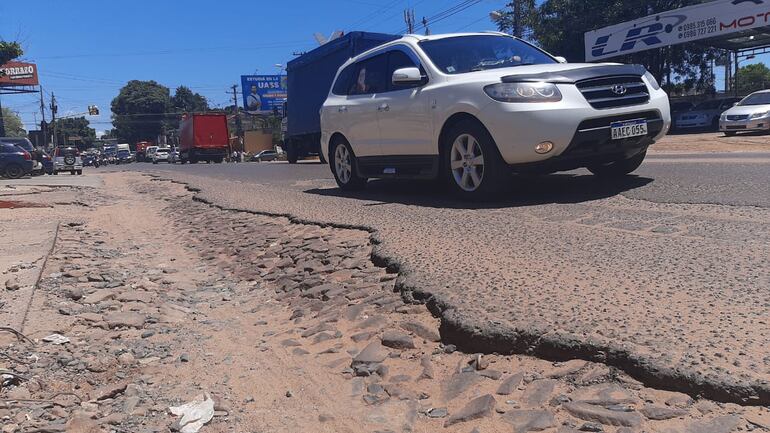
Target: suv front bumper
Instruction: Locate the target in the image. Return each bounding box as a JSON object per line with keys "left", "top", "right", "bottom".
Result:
{"left": 479, "top": 82, "right": 670, "bottom": 166}
{"left": 720, "top": 118, "right": 770, "bottom": 132}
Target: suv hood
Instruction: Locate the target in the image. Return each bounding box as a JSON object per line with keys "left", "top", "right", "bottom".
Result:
{"left": 498, "top": 63, "right": 647, "bottom": 83}
{"left": 723, "top": 104, "right": 770, "bottom": 116}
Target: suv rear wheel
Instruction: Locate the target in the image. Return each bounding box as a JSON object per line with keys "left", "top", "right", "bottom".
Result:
{"left": 587, "top": 151, "right": 646, "bottom": 177}
{"left": 4, "top": 164, "right": 25, "bottom": 179}
{"left": 330, "top": 138, "right": 366, "bottom": 190}
{"left": 443, "top": 119, "right": 507, "bottom": 199}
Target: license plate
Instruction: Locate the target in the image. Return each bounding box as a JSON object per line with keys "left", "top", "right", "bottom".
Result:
{"left": 610, "top": 119, "right": 647, "bottom": 140}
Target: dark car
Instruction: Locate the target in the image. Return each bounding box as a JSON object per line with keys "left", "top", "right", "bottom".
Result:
{"left": 250, "top": 150, "right": 278, "bottom": 162}
{"left": 0, "top": 137, "right": 45, "bottom": 175}
{"left": 0, "top": 142, "right": 34, "bottom": 179}
{"left": 116, "top": 149, "right": 132, "bottom": 164}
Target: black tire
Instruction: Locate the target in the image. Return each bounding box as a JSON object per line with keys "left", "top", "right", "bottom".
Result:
{"left": 4, "top": 164, "right": 25, "bottom": 179}
{"left": 443, "top": 119, "right": 508, "bottom": 200}
{"left": 330, "top": 137, "right": 366, "bottom": 190}
{"left": 724, "top": 131, "right": 737, "bottom": 137}
{"left": 77, "top": 170, "right": 83, "bottom": 175}
{"left": 588, "top": 151, "right": 647, "bottom": 177}
{"left": 318, "top": 150, "right": 327, "bottom": 164}
{"left": 53, "top": 171, "right": 58, "bottom": 175}
{"left": 70, "top": 170, "right": 76, "bottom": 175}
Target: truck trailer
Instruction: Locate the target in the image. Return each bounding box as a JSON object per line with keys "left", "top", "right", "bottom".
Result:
{"left": 179, "top": 114, "right": 229, "bottom": 164}
{"left": 284, "top": 31, "right": 398, "bottom": 163}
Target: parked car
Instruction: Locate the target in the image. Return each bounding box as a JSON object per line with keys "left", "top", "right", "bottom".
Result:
{"left": 0, "top": 137, "right": 45, "bottom": 175}
{"left": 0, "top": 142, "right": 33, "bottom": 179}
{"left": 320, "top": 32, "right": 670, "bottom": 198}
{"left": 674, "top": 98, "right": 739, "bottom": 130}
{"left": 250, "top": 150, "right": 278, "bottom": 162}
{"left": 719, "top": 90, "right": 770, "bottom": 136}
{"left": 152, "top": 147, "right": 170, "bottom": 163}
{"left": 53, "top": 146, "right": 83, "bottom": 175}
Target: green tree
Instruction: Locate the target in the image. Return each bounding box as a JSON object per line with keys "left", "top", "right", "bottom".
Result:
{"left": 0, "top": 40, "right": 23, "bottom": 67}
{"left": 111, "top": 80, "right": 171, "bottom": 144}
{"left": 171, "top": 86, "right": 208, "bottom": 113}
{"left": 737, "top": 63, "right": 770, "bottom": 95}
{"left": 522, "top": 0, "right": 717, "bottom": 91}
{"left": 491, "top": 0, "right": 536, "bottom": 38}
{"left": 101, "top": 129, "right": 117, "bottom": 139}
{"left": 53, "top": 117, "right": 96, "bottom": 146}
{"left": 1, "top": 107, "right": 26, "bottom": 137}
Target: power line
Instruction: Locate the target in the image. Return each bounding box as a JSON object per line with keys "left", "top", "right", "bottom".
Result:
{"left": 395, "top": 0, "right": 482, "bottom": 34}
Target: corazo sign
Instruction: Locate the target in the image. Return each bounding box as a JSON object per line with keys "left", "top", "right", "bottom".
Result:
{"left": 585, "top": 0, "right": 770, "bottom": 61}
{"left": 0, "top": 61, "right": 39, "bottom": 86}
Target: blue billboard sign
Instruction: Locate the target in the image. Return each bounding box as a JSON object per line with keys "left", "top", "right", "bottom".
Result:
{"left": 241, "top": 75, "right": 287, "bottom": 114}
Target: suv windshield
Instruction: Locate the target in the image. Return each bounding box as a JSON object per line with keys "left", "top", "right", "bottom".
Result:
{"left": 739, "top": 92, "right": 770, "bottom": 106}
{"left": 419, "top": 35, "right": 556, "bottom": 74}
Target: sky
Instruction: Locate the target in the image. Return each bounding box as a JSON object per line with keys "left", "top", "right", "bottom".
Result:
{"left": 2, "top": 0, "right": 767, "bottom": 136}
{"left": 0, "top": 0, "right": 504, "bottom": 135}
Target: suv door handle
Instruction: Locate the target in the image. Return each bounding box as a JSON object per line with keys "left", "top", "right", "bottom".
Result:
{"left": 338, "top": 106, "right": 347, "bottom": 113}
{"left": 378, "top": 103, "right": 390, "bottom": 112}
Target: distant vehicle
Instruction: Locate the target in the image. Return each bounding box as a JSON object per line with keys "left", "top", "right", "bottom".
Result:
{"left": 53, "top": 146, "right": 83, "bottom": 175}
{"left": 675, "top": 98, "right": 739, "bottom": 130}
{"left": 116, "top": 149, "right": 132, "bottom": 164}
{"left": 83, "top": 153, "right": 100, "bottom": 167}
{"left": 178, "top": 114, "right": 229, "bottom": 163}
{"left": 135, "top": 141, "right": 152, "bottom": 162}
{"left": 0, "top": 142, "right": 33, "bottom": 179}
{"left": 719, "top": 90, "right": 770, "bottom": 136}
{"left": 0, "top": 137, "right": 44, "bottom": 175}
{"left": 250, "top": 150, "right": 278, "bottom": 162}
{"left": 321, "top": 32, "right": 670, "bottom": 197}
{"left": 103, "top": 144, "right": 117, "bottom": 164}
{"left": 285, "top": 31, "right": 399, "bottom": 163}
{"left": 152, "top": 147, "right": 171, "bottom": 164}
{"left": 146, "top": 146, "right": 159, "bottom": 162}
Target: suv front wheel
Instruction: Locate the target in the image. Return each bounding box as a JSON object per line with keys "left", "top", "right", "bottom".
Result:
{"left": 330, "top": 138, "right": 366, "bottom": 190}
{"left": 587, "top": 151, "right": 646, "bottom": 177}
{"left": 444, "top": 120, "right": 507, "bottom": 199}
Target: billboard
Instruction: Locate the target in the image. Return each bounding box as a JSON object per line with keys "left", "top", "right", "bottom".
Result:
{"left": 0, "top": 61, "right": 39, "bottom": 86}
{"left": 585, "top": 0, "right": 770, "bottom": 61}
{"left": 241, "top": 75, "right": 287, "bottom": 114}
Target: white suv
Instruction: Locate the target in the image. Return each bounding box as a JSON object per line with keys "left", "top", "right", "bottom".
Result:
{"left": 320, "top": 32, "right": 670, "bottom": 198}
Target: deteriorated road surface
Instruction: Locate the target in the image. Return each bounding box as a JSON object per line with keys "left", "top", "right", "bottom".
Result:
{"left": 129, "top": 149, "right": 770, "bottom": 405}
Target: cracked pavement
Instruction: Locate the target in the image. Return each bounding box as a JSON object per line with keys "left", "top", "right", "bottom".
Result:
{"left": 127, "top": 146, "right": 770, "bottom": 404}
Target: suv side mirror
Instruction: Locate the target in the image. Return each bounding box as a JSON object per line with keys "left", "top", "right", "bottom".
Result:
{"left": 554, "top": 56, "right": 568, "bottom": 64}
{"left": 392, "top": 67, "right": 424, "bottom": 86}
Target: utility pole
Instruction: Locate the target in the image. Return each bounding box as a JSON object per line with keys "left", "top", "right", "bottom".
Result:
{"left": 513, "top": 0, "right": 522, "bottom": 38}
{"left": 50, "top": 92, "right": 58, "bottom": 147}
{"left": 0, "top": 95, "right": 5, "bottom": 137}
{"left": 404, "top": 9, "right": 415, "bottom": 34}
{"left": 40, "top": 88, "right": 47, "bottom": 148}
{"left": 230, "top": 84, "right": 243, "bottom": 154}
{"left": 422, "top": 16, "right": 430, "bottom": 36}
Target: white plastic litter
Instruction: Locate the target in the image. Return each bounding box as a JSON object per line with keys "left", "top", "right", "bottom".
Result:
{"left": 169, "top": 392, "right": 215, "bottom": 433}
{"left": 41, "top": 334, "right": 70, "bottom": 345}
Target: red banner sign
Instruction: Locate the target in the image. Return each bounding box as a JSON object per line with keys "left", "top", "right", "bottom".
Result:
{"left": 0, "top": 61, "right": 39, "bottom": 87}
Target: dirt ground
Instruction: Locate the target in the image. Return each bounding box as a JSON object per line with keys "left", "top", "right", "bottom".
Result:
{"left": 1, "top": 172, "right": 769, "bottom": 433}
{"left": 652, "top": 131, "right": 770, "bottom": 153}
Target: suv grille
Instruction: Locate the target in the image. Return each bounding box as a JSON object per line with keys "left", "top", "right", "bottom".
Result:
{"left": 576, "top": 75, "right": 649, "bottom": 109}
{"left": 726, "top": 114, "right": 748, "bottom": 121}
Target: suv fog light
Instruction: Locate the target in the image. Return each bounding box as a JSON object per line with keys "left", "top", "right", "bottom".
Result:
{"left": 535, "top": 141, "right": 554, "bottom": 154}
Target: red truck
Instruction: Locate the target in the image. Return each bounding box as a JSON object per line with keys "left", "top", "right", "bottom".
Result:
{"left": 135, "top": 141, "right": 151, "bottom": 162}
{"left": 179, "top": 113, "right": 229, "bottom": 164}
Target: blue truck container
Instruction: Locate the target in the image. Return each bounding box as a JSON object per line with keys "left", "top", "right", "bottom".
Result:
{"left": 285, "top": 31, "right": 399, "bottom": 163}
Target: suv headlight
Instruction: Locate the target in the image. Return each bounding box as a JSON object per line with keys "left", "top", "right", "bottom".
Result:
{"left": 643, "top": 71, "right": 661, "bottom": 90}
{"left": 484, "top": 82, "right": 562, "bottom": 103}
{"left": 750, "top": 111, "right": 769, "bottom": 119}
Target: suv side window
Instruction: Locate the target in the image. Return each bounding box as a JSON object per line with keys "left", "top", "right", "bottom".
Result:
{"left": 332, "top": 64, "right": 356, "bottom": 96}
{"left": 387, "top": 50, "right": 423, "bottom": 90}
{"left": 348, "top": 53, "right": 388, "bottom": 95}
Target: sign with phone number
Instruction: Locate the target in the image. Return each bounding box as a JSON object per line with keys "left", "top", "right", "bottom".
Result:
{"left": 585, "top": 0, "right": 770, "bottom": 61}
